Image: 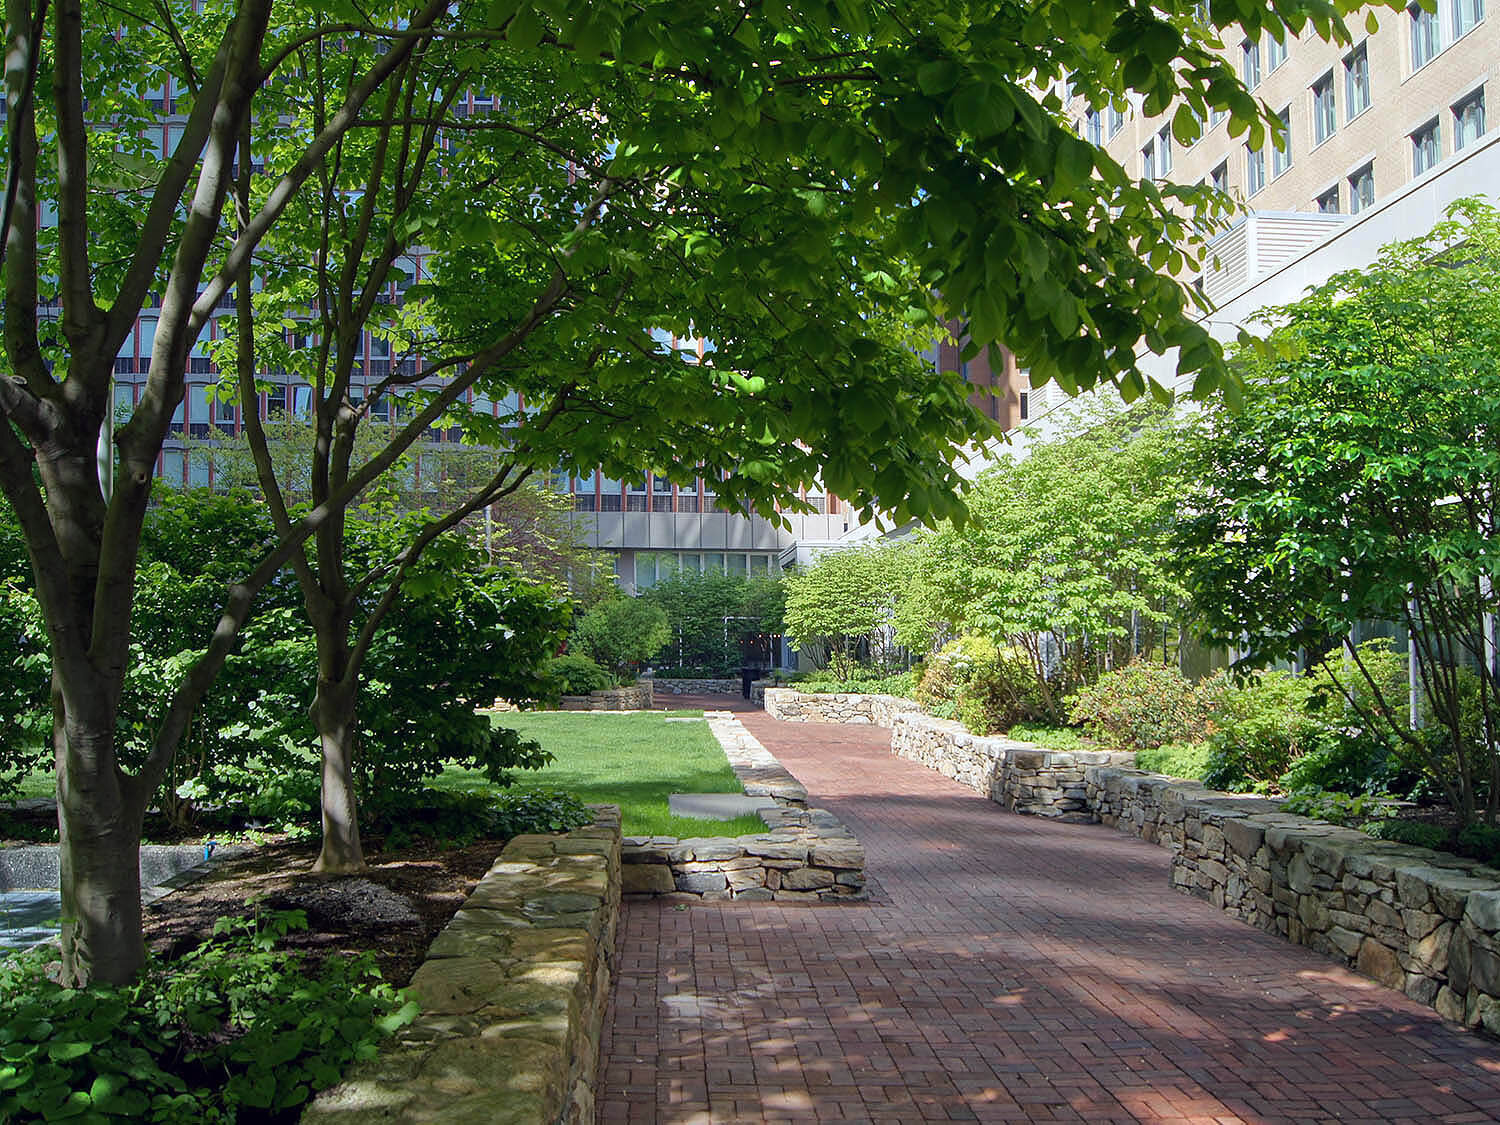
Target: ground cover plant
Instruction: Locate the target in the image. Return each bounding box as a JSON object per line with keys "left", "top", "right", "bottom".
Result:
{"left": 452, "top": 712, "right": 766, "bottom": 837}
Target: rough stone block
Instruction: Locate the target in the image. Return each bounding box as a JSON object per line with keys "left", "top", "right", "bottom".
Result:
{"left": 675, "top": 872, "right": 728, "bottom": 894}
{"left": 1356, "top": 938, "right": 1406, "bottom": 991}
{"left": 1465, "top": 889, "right": 1500, "bottom": 932}
{"left": 622, "top": 864, "right": 675, "bottom": 895}
{"left": 780, "top": 868, "right": 836, "bottom": 890}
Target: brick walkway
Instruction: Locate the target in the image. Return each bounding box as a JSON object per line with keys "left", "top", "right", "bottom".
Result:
{"left": 599, "top": 704, "right": 1500, "bottom": 1123}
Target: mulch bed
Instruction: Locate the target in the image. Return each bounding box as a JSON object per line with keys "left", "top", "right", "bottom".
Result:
{"left": 141, "top": 836, "right": 508, "bottom": 986}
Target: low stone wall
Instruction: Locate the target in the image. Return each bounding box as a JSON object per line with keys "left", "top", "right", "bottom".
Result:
{"left": 559, "top": 680, "right": 653, "bottom": 711}
{"left": 303, "top": 808, "right": 623, "bottom": 1125}
{"left": 649, "top": 677, "right": 739, "bottom": 695}
{"left": 889, "top": 712, "right": 1134, "bottom": 821}
{"left": 763, "top": 687, "right": 924, "bottom": 726}
{"left": 1087, "top": 767, "right": 1500, "bottom": 1036}
{"left": 620, "top": 711, "right": 866, "bottom": 903}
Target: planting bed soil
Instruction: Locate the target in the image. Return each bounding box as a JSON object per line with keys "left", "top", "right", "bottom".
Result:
{"left": 140, "top": 835, "right": 506, "bottom": 987}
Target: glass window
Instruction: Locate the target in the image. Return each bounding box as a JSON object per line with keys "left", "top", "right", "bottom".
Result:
{"left": 267, "top": 385, "right": 287, "bottom": 416}
{"left": 1107, "top": 104, "right": 1125, "bottom": 137}
{"left": 750, "top": 555, "right": 770, "bottom": 576}
{"left": 1246, "top": 144, "right": 1266, "bottom": 195}
{"left": 1313, "top": 73, "right": 1337, "bottom": 144}
{"left": 215, "top": 395, "right": 236, "bottom": 426}
{"left": 679, "top": 553, "right": 701, "bottom": 573}
{"left": 1412, "top": 119, "right": 1441, "bottom": 174}
{"left": 703, "top": 552, "right": 725, "bottom": 574}
{"left": 1210, "top": 160, "right": 1228, "bottom": 193}
{"left": 113, "top": 382, "right": 133, "bottom": 421}
{"left": 188, "top": 452, "right": 210, "bottom": 489}
{"left": 1085, "top": 110, "right": 1102, "bottom": 145}
{"left": 161, "top": 450, "right": 185, "bottom": 486}
{"left": 726, "top": 553, "right": 748, "bottom": 577}
{"left": 291, "top": 385, "right": 313, "bottom": 418}
{"left": 1272, "top": 108, "right": 1293, "bottom": 177}
{"left": 1455, "top": 90, "right": 1486, "bottom": 149}
{"left": 634, "top": 553, "right": 657, "bottom": 589}
{"left": 1345, "top": 44, "right": 1371, "bottom": 119}
{"left": 1410, "top": 3, "right": 1441, "bottom": 69}
{"left": 1316, "top": 186, "right": 1341, "bottom": 213}
{"left": 1157, "top": 125, "right": 1172, "bottom": 175}
{"left": 1349, "top": 162, "right": 1375, "bottom": 213}
{"left": 1141, "top": 140, "right": 1156, "bottom": 180}
{"left": 1453, "top": 0, "right": 1483, "bottom": 35}
{"left": 1241, "top": 39, "right": 1262, "bottom": 88}
{"left": 1267, "top": 34, "right": 1289, "bottom": 72}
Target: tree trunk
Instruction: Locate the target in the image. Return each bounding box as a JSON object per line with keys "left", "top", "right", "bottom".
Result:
{"left": 311, "top": 671, "right": 364, "bottom": 874}
{"left": 53, "top": 676, "right": 147, "bottom": 986}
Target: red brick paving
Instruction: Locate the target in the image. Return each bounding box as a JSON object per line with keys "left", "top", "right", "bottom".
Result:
{"left": 600, "top": 703, "right": 1500, "bottom": 1123}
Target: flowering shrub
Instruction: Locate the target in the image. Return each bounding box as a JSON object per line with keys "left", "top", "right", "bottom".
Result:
{"left": 1067, "top": 662, "right": 1225, "bottom": 750}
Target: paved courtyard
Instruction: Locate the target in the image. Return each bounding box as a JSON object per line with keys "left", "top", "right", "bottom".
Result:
{"left": 597, "top": 702, "right": 1500, "bottom": 1123}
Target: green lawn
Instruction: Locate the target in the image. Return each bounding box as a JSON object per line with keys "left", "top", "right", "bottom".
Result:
{"left": 436, "top": 710, "right": 767, "bottom": 838}
{"left": 12, "top": 771, "right": 53, "bottom": 801}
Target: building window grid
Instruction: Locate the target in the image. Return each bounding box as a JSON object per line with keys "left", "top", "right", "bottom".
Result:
{"left": 1267, "top": 34, "right": 1289, "bottom": 72}
{"left": 1085, "top": 109, "right": 1102, "bottom": 145}
{"left": 1412, "top": 118, "right": 1441, "bottom": 175}
{"left": 1142, "top": 139, "right": 1156, "bottom": 180}
{"left": 1157, "top": 125, "right": 1173, "bottom": 176}
{"left": 1316, "top": 186, "right": 1341, "bottom": 213}
{"left": 1410, "top": 2, "right": 1441, "bottom": 69}
{"left": 1246, "top": 144, "right": 1266, "bottom": 195}
{"left": 1241, "top": 38, "right": 1262, "bottom": 89}
{"left": 1349, "top": 163, "right": 1375, "bottom": 213}
{"left": 1210, "top": 160, "right": 1229, "bottom": 193}
{"left": 1313, "top": 73, "right": 1337, "bottom": 144}
{"left": 1455, "top": 89, "right": 1486, "bottom": 149}
{"left": 1345, "top": 44, "right": 1371, "bottom": 120}
{"left": 1272, "top": 108, "right": 1293, "bottom": 178}
{"left": 1454, "top": 0, "right": 1484, "bottom": 35}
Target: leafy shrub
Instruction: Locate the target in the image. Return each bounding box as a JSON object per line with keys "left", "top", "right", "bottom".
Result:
{"left": 1362, "top": 818, "right": 1451, "bottom": 851}
{"left": 1456, "top": 822, "right": 1500, "bottom": 865}
{"left": 1276, "top": 730, "right": 1399, "bottom": 796}
{"left": 1135, "top": 741, "right": 1213, "bottom": 780}
{"left": 1005, "top": 723, "right": 1087, "bottom": 752}
{"left": 0, "top": 583, "right": 49, "bottom": 803}
{"left": 1067, "top": 662, "right": 1226, "bottom": 750}
{"left": 0, "top": 909, "right": 416, "bottom": 1123}
{"left": 1280, "top": 787, "right": 1391, "bottom": 826}
{"left": 915, "top": 635, "right": 997, "bottom": 710}
{"left": 368, "top": 786, "right": 590, "bottom": 850}
{"left": 572, "top": 596, "right": 671, "bottom": 675}
{"left": 917, "top": 636, "right": 1041, "bottom": 734}
{"left": 543, "top": 653, "right": 618, "bottom": 696}
{"left": 1202, "top": 671, "right": 1327, "bottom": 791}
{"left": 800, "top": 668, "right": 917, "bottom": 697}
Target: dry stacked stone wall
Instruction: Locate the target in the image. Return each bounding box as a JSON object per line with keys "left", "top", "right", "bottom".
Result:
{"left": 559, "top": 680, "right": 654, "bottom": 711}
{"left": 649, "top": 677, "right": 740, "bottom": 695}
{"left": 765, "top": 688, "right": 1500, "bottom": 1036}
{"left": 302, "top": 808, "right": 623, "bottom": 1125}
{"left": 619, "top": 712, "right": 866, "bottom": 903}
{"left": 763, "top": 688, "right": 924, "bottom": 726}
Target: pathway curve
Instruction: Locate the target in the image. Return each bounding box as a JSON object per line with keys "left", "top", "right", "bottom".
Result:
{"left": 599, "top": 701, "right": 1500, "bottom": 1123}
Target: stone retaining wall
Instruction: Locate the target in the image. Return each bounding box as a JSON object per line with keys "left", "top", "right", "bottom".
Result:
{"left": 620, "top": 711, "right": 866, "bottom": 904}
{"left": 303, "top": 808, "right": 623, "bottom": 1125}
{"left": 649, "top": 677, "right": 739, "bottom": 695}
{"left": 559, "top": 681, "right": 654, "bottom": 711}
{"left": 763, "top": 687, "right": 923, "bottom": 726}
{"left": 889, "top": 711, "right": 1134, "bottom": 821}
{"left": 785, "top": 689, "right": 1500, "bottom": 1037}
{"left": 1087, "top": 767, "right": 1500, "bottom": 1036}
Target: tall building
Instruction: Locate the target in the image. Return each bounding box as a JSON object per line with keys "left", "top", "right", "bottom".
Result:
{"left": 1076, "top": 4, "right": 1493, "bottom": 219}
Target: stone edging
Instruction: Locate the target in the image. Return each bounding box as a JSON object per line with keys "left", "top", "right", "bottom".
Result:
{"left": 766, "top": 688, "right": 1500, "bottom": 1037}
{"left": 648, "top": 677, "right": 740, "bottom": 695}
{"left": 303, "top": 807, "right": 623, "bottom": 1125}
{"left": 620, "top": 711, "right": 866, "bottom": 903}
{"left": 559, "top": 681, "right": 654, "bottom": 711}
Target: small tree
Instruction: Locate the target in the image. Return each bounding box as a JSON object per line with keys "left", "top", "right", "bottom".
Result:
{"left": 642, "top": 570, "right": 786, "bottom": 675}
{"left": 571, "top": 597, "right": 670, "bottom": 678}
{"left": 784, "top": 543, "right": 912, "bottom": 678}
{"left": 916, "top": 404, "right": 1197, "bottom": 719}
{"left": 1179, "top": 199, "right": 1500, "bottom": 827}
